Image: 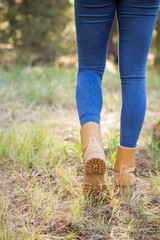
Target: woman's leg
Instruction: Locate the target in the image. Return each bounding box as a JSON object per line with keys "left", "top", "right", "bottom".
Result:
{"left": 74, "top": 0, "right": 116, "bottom": 126}
{"left": 117, "top": 0, "right": 160, "bottom": 147}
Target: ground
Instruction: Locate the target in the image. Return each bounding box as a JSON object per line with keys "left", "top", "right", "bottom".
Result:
{"left": 0, "top": 65, "right": 160, "bottom": 240}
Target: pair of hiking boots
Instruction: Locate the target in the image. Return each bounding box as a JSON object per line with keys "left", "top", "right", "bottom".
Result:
{"left": 80, "top": 121, "right": 138, "bottom": 196}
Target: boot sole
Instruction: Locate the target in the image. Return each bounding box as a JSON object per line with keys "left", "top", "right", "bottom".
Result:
{"left": 83, "top": 157, "right": 107, "bottom": 196}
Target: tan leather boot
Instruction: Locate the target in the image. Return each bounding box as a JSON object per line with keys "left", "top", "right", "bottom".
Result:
{"left": 114, "top": 144, "right": 138, "bottom": 194}
{"left": 80, "top": 121, "right": 107, "bottom": 195}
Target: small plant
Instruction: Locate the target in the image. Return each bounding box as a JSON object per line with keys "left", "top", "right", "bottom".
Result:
{"left": 104, "top": 131, "right": 119, "bottom": 166}
{"left": 147, "top": 140, "right": 160, "bottom": 170}
{"left": 150, "top": 173, "right": 160, "bottom": 196}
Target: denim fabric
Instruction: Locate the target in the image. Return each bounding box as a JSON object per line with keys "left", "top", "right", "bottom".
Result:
{"left": 74, "top": 0, "right": 160, "bottom": 147}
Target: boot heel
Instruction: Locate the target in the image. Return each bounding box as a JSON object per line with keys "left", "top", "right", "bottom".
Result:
{"left": 84, "top": 157, "right": 106, "bottom": 174}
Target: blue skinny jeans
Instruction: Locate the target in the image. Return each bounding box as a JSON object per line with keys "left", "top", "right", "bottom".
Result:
{"left": 74, "top": 0, "right": 160, "bottom": 147}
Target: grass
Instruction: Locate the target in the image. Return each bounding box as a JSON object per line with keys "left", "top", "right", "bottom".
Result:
{"left": 147, "top": 140, "right": 160, "bottom": 170}
{"left": 0, "top": 64, "right": 160, "bottom": 240}
{"left": 0, "top": 65, "right": 76, "bottom": 107}
{"left": 0, "top": 123, "right": 70, "bottom": 167}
